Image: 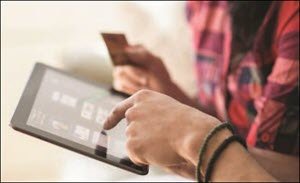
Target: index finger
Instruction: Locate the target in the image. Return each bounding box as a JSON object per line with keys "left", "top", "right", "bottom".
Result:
{"left": 103, "top": 96, "right": 134, "bottom": 130}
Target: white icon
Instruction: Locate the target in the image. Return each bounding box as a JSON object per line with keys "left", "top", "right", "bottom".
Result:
{"left": 60, "top": 94, "right": 77, "bottom": 108}
{"left": 95, "top": 108, "right": 109, "bottom": 125}
{"left": 81, "top": 102, "right": 95, "bottom": 120}
{"left": 51, "top": 91, "right": 60, "bottom": 102}
{"left": 29, "top": 109, "right": 46, "bottom": 125}
{"left": 52, "top": 120, "right": 69, "bottom": 131}
{"left": 52, "top": 91, "right": 77, "bottom": 108}
{"left": 74, "top": 125, "right": 90, "bottom": 141}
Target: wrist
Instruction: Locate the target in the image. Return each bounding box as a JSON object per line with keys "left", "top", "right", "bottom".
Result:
{"left": 199, "top": 128, "right": 233, "bottom": 174}
{"left": 173, "top": 111, "right": 221, "bottom": 166}
{"left": 175, "top": 119, "right": 233, "bottom": 171}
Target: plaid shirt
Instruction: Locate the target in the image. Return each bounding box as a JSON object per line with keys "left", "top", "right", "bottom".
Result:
{"left": 186, "top": 1, "right": 299, "bottom": 155}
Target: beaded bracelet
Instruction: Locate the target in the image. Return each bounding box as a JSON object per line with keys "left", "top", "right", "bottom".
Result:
{"left": 204, "top": 135, "right": 247, "bottom": 182}
{"left": 196, "top": 122, "right": 235, "bottom": 182}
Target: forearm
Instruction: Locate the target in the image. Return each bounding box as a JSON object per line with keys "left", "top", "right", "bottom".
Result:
{"left": 179, "top": 129, "right": 277, "bottom": 182}
{"left": 249, "top": 147, "right": 299, "bottom": 182}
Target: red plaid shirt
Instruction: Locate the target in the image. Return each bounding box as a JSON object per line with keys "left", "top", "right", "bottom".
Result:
{"left": 186, "top": 1, "right": 299, "bottom": 154}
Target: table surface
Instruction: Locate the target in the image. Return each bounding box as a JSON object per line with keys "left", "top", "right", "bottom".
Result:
{"left": 1, "top": 1, "right": 196, "bottom": 181}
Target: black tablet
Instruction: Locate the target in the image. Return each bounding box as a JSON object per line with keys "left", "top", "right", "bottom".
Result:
{"left": 10, "top": 63, "right": 148, "bottom": 175}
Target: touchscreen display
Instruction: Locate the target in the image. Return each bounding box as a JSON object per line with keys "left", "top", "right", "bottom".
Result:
{"left": 27, "top": 69, "right": 128, "bottom": 160}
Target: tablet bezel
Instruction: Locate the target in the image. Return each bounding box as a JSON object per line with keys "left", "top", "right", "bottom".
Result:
{"left": 10, "top": 62, "right": 148, "bottom": 175}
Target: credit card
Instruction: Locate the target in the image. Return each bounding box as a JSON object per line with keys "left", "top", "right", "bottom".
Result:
{"left": 101, "top": 33, "right": 129, "bottom": 65}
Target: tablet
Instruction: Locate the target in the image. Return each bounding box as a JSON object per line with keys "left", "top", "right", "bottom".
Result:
{"left": 10, "top": 63, "right": 148, "bottom": 175}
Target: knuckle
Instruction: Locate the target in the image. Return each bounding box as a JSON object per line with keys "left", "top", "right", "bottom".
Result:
{"left": 126, "top": 139, "right": 135, "bottom": 151}
{"left": 134, "top": 89, "right": 155, "bottom": 102}
{"left": 126, "top": 138, "right": 146, "bottom": 165}
{"left": 136, "top": 89, "right": 151, "bottom": 98}
{"left": 125, "top": 127, "right": 131, "bottom": 137}
{"left": 125, "top": 125, "right": 136, "bottom": 137}
{"left": 125, "top": 108, "right": 135, "bottom": 121}
{"left": 126, "top": 139, "right": 142, "bottom": 155}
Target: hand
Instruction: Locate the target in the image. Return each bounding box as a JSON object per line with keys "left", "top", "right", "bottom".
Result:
{"left": 103, "top": 92, "right": 276, "bottom": 182}
{"left": 113, "top": 45, "right": 197, "bottom": 107}
{"left": 103, "top": 90, "right": 220, "bottom": 177}
{"left": 113, "top": 45, "right": 175, "bottom": 95}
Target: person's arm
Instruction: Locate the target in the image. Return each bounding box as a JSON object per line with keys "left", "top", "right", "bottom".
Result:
{"left": 180, "top": 124, "right": 277, "bottom": 182}
{"left": 249, "top": 147, "right": 299, "bottom": 182}
{"left": 103, "top": 90, "right": 278, "bottom": 182}
{"left": 245, "top": 4, "right": 299, "bottom": 181}
{"left": 112, "top": 45, "right": 216, "bottom": 116}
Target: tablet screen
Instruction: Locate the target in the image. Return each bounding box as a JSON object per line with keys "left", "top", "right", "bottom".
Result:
{"left": 27, "top": 69, "right": 128, "bottom": 160}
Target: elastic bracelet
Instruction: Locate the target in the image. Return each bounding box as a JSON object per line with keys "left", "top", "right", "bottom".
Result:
{"left": 196, "top": 122, "right": 235, "bottom": 182}
{"left": 204, "top": 135, "right": 247, "bottom": 182}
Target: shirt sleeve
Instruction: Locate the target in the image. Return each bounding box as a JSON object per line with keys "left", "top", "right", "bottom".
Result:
{"left": 247, "top": 2, "right": 299, "bottom": 154}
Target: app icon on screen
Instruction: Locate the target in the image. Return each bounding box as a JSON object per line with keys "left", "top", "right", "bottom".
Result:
{"left": 74, "top": 125, "right": 90, "bottom": 141}
{"left": 81, "top": 102, "right": 95, "bottom": 120}
{"left": 95, "top": 108, "right": 109, "bottom": 126}
{"left": 52, "top": 120, "right": 69, "bottom": 131}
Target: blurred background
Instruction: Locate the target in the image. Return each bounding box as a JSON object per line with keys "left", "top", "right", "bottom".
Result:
{"left": 1, "top": 1, "right": 197, "bottom": 181}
